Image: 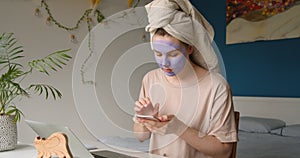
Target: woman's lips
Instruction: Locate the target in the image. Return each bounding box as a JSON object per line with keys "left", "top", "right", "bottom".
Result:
{"left": 162, "top": 68, "right": 173, "bottom": 73}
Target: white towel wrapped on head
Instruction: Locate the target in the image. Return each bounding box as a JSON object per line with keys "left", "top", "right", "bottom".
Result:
{"left": 145, "top": 0, "right": 219, "bottom": 73}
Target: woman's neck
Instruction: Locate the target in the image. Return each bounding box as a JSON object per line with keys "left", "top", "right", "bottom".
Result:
{"left": 164, "top": 61, "right": 207, "bottom": 86}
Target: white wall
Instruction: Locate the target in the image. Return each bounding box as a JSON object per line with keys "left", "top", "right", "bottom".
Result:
{"left": 233, "top": 96, "right": 300, "bottom": 125}
{"left": 0, "top": 0, "right": 151, "bottom": 144}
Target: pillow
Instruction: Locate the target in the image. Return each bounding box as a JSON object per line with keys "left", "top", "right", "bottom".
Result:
{"left": 281, "top": 124, "right": 300, "bottom": 137}
{"left": 270, "top": 127, "right": 283, "bottom": 135}
{"left": 239, "top": 116, "right": 286, "bottom": 133}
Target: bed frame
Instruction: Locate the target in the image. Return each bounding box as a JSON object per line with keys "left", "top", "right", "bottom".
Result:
{"left": 233, "top": 96, "right": 300, "bottom": 125}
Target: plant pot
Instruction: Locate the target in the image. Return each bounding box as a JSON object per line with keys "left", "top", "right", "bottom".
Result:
{"left": 0, "top": 115, "right": 17, "bottom": 151}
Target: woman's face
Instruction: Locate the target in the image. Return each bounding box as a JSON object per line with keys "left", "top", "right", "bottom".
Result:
{"left": 152, "top": 35, "right": 189, "bottom": 76}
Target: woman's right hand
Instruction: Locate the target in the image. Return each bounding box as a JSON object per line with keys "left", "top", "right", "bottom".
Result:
{"left": 134, "top": 97, "right": 158, "bottom": 116}
{"left": 133, "top": 98, "right": 160, "bottom": 140}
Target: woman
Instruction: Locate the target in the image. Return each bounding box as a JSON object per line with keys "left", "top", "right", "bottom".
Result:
{"left": 133, "top": 0, "right": 237, "bottom": 157}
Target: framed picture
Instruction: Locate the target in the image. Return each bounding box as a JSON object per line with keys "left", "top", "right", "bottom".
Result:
{"left": 226, "top": 0, "right": 300, "bottom": 44}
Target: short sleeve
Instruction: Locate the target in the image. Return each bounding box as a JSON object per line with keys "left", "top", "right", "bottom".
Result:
{"left": 207, "top": 77, "right": 237, "bottom": 142}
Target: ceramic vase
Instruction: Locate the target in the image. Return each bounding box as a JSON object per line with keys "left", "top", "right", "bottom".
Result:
{"left": 0, "top": 115, "right": 17, "bottom": 151}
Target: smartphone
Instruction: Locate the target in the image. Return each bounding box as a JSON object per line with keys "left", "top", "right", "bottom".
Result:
{"left": 135, "top": 114, "right": 160, "bottom": 122}
{"left": 139, "top": 104, "right": 155, "bottom": 115}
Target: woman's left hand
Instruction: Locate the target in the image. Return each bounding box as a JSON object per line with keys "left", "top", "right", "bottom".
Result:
{"left": 139, "top": 115, "right": 174, "bottom": 135}
{"left": 140, "top": 115, "right": 188, "bottom": 136}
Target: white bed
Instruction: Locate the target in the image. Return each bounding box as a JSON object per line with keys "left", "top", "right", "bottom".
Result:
{"left": 237, "top": 115, "right": 300, "bottom": 158}
{"left": 98, "top": 97, "right": 300, "bottom": 157}
{"left": 234, "top": 96, "right": 300, "bottom": 158}
{"left": 237, "top": 131, "right": 300, "bottom": 158}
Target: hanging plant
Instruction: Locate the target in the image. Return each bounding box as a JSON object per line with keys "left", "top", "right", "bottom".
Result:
{"left": 39, "top": 0, "right": 105, "bottom": 36}
{"left": 34, "top": 0, "right": 141, "bottom": 84}
{"left": 34, "top": 0, "right": 104, "bottom": 84}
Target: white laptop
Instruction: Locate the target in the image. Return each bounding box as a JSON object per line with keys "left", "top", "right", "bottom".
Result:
{"left": 25, "top": 119, "right": 137, "bottom": 158}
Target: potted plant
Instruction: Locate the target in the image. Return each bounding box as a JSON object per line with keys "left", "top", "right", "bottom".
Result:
{"left": 0, "top": 32, "right": 71, "bottom": 151}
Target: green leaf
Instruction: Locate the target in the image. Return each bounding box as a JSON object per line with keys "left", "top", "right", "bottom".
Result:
{"left": 47, "top": 57, "right": 63, "bottom": 69}
{"left": 42, "top": 59, "right": 57, "bottom": 71}
{"left": 0, "top": 32, "right": 71, "bottom": 122}
{"left": 29, "top": 60, "right": 49, "bottom": 75}
{"left": 0, "top": 33, "right": 25, "bottom": 66}
{"left": 28, "top": 49, "right": 71, "bottom": 75}
{"left": 29, "top": 84, "right": 62, "bottom": 100}
{"left": 6, "top": 105, "right": 23, "bottom": 122}
{"left": 8, "top": 46, "right": 23, "bottom": 55}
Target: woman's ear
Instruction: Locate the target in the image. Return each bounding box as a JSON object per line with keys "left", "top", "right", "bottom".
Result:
{"left": 187, "top": 45, "right": 193, "bottom": 55}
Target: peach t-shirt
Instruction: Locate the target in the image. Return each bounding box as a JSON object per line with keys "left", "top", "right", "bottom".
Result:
{"left": 139, "top": 69, "right": 237, "bottom": 158}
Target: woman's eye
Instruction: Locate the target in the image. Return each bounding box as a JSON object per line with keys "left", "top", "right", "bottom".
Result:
{"left": 154, "top": 52, "right": 162, "bottom": 57}
{"left": 168, "top": 52, "right": 179, "bottom": 57}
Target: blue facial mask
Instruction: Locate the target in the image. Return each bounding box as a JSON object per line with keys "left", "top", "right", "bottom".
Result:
{"left": 152, "top": 40, "right": 187, "bottom": 76}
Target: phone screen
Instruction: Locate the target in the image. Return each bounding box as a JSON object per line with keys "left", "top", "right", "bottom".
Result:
{"left": 138, "top": 104, "right": 155, "bottom": 115}
{"left": 135, "top": 114, "right": 160, "bottom": 121}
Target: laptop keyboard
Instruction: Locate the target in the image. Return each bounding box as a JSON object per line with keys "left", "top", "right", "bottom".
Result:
{"left": 92, "top": 150, "right": 137, "bottom": 158}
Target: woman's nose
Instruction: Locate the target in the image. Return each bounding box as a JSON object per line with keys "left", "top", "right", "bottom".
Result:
{"left": 162, "top": 56, "right": 170, "bottom": 67}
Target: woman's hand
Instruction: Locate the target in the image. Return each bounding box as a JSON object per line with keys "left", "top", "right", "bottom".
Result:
{"left": 133, "top": 98, "right": 188, "bottom": 136}
{"left": 133, "top": 97, "right": 159, "bottom": 126}
{"left": 142, "top": 115, "right": 188, "bottom": 136}
{"left": 134, "top": 97, "right": 159, "bottom": 116}
{"left": 140, "top": 115, "right": 173, "bottom": 135}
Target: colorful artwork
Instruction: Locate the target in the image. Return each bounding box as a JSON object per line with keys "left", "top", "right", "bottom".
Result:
{"left": 226, "top": 0, "right": 300, "bottom": 44}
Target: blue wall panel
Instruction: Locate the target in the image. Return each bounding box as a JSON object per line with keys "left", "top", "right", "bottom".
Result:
{"left": 190, "top": 0, "right": 300, "bottom": 97}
